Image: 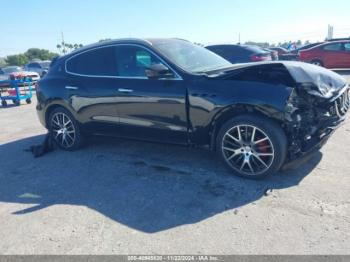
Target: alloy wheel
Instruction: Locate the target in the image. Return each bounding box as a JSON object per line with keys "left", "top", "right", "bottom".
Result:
{"left": 51, "top": 112, "right": 76, "bottom": 148}
{"left": 221, "top": 125, "right": 275, "bottom": 176}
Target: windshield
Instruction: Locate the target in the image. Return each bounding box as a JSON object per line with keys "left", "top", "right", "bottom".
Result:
{"left": 152, "top": 40, "right": 232, "bottom": 73}
{"left": 2, "top": 67, "right": 22, "bottom": 73}
{"left": 39, "top": 61, "right": 51, "bottom": 68}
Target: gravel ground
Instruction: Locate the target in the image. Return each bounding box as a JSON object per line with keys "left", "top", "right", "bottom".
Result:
{"left": 0, "top": 77, "right": 350, "bottom": 254}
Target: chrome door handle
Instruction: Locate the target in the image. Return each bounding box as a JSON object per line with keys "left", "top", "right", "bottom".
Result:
{"left": 65, "top": 85, "right": 79, "bottom": 90}
{"left": 118, "top": 88, "right": 133, "bottom": 93}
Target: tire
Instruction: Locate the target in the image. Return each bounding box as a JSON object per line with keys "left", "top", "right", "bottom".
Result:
{"left": 310, "top": 59, "right": 323, "bottom": 67}
{"left": 26, "top": 98, "right": 32, "bottom": 104}
{"left": 1, "top": 100, "right": 7, "bottom": 107}
{"left": 216, "top": 114, "right": 287, "bottom": 179}
{"left": 13, "top": 99, "right": 20, "bottom": 106}
{"left": 48, "top": 107, "right": 84, "bottom": 151}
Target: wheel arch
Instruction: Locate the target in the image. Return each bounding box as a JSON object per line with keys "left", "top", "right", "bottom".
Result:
{"left": 44, "top": 101, "right": 76, "bottom": 127}
{"left": 209, "top": 103, "right": 286, "bottom": 151}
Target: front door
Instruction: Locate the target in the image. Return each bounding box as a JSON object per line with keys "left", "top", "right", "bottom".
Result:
{"left": 113, "top": 45, "right": 188, "bottom": 144}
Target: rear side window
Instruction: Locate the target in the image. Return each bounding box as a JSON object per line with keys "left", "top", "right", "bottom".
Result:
{"left": 344, "top": 43, "right": 350, "bottom": 52}
{"left": 66, "top": 46, "right": 117, "bottom": 76}
{"left": 323, "top": 43, "right": 342, "bottom": 51}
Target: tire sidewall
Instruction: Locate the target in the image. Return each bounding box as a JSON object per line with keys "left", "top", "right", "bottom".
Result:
{"left": 48, "top": 107, "right": 82, "bottom": 151}
{"left": 216, "top": 114, "right": 287, "bottom": 179}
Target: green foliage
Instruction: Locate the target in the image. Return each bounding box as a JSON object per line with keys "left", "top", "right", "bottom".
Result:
{"left": 99, "top": 39, "right": 112, "bottom": 42}
{"left": 244, "top": 41, "right": 271, "bottom": 48}
{"left": 245, "top": 40, "right": 311, "bottom": 49}
{"left": 0, "top": 57, "right": 7, "bottom": 67}
{"left": 57, "top": 42, "right": 83, "bottom": 54}
{"left": 24, "top": 48, "right": 58, "bottom": 61}
{"left": 4, "top": 49, "right": 58, "bottom": 66}
{"left": 5, "top": 54, "right": 28, "bottom": 66}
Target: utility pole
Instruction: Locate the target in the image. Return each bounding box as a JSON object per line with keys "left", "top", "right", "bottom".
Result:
{"left": 327, "top": 25, "right": 334, "bottom": 40}
{"left": 238, "top": 33, "right": 241, "bottom": 45}
{"left": 61, "top": 31, "right": 66, "bottom": 54}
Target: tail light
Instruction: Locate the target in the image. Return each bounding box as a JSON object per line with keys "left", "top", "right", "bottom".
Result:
{"left": 250, "top": 53, "right": 271, "bottom": 62}
{"left": 298, "top": 50, "right": 305, "bottom": 60}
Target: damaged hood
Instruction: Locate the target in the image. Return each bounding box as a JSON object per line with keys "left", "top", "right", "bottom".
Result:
{"left": 211, "top": 61, "right": 347, "bottom": 99}
{"left": 283, "top": 61, "right": 347, "bottom": 98}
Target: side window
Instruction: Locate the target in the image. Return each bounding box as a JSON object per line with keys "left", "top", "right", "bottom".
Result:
{"left": 0, "top": 69, "right": 4, "bottom": 75}
{"left": 32, "top": 63, "right": 41, "bottom": 69}
{"left": 66, "top": 46, "right": 117, "bottom": 76}
{"left": 323, "top": 43, "right": 342, "bottom": 51}
{"left": 115, "top": 46, "right": 163, "bottom": 77}
{"left": 344, "top": 43, "right": 350, "bottom": 52}
{"left": 27, "top": 63, "right": 34, "bottom": 68}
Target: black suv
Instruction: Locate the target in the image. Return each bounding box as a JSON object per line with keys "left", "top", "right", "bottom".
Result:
{"left": 36, "top": 38, "right": 349, "bottom": 179}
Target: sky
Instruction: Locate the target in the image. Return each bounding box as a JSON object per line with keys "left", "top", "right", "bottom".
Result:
{"left": 0, "top": 0, "right": 350, "bottom": 57}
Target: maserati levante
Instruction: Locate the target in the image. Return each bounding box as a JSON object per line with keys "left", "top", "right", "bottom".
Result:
{"left": 36, "top": 38, "right": 349, "bottom": 178}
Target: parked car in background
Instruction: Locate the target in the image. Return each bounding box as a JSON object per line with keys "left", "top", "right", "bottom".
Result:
{"left": 299, "top": 40, "right": 350, "bottom": 68}
{"left": 0, "top": 73, "right": 8, "bottom": 87}
{"left": 269, "top": 47, "right": 297, "bottom": 61}
{"left": 0, "top": 66, "right": 40, "bottom": 82}
{"left": 36, "top": 38, "right": 349, "bottom": 179}
{"left": 263, "top": 48, "right": 278, "bottom": 61}
{"left": 292, "top": 42, "right": 324, "bottom": 55}
{"left": 25, "top": 60, "right": 51, "bottom": 77}
{"left": 206, "top": 44, "right": 272, "bottom": 63}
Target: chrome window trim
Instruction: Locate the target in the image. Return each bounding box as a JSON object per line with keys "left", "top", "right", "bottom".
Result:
{"left": 65, "top": 43, "right": 183, "bottom": 80}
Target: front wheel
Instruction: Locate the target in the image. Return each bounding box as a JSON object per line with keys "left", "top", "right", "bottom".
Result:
{"left": 48, "top": 107, "right": 83, "bottom": 151}
{"left": 216, "top": 115, "right": 287, "bottom": 179}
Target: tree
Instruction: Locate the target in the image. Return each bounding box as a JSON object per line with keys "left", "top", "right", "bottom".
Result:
{"left": 0, "top": 57, "right": 6, "bottom": 67}
{"left": 56, "top": 42, "right": 83, "bottom": 54}
{"left": 244, "top": 41, "right": 271, "bottom": 48}
{"left": 99, "top": 38, "right": 112, "bottom": 42}
{"left": 24, "top": 48, "right": 58, "bottom": 61}
{"left": 5, "top": 54, "right": 28, "bottom": 66}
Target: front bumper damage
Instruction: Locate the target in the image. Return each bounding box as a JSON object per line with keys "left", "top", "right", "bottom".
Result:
{"left": 283, "top": 86, "right": 349, "bottom": 169}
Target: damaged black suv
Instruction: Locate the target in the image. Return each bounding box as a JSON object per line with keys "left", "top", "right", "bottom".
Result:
{"left": 36, "top": 38, "right": 350, "bottom": 179}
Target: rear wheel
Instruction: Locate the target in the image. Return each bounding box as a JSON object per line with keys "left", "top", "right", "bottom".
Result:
{"left": 26, "top": 98, "right": 32, "bottom": 104}
{"left": 48, "top": 107, "right": 83, "bottom": 151}
{"left": 216, "top": 114, "right": 287, "bottom": 179}
{"left": 1, "top": 100, "right": 7, "bottom": 107}
{"left": 310, "top": 59, "right": 323, "bottom": 67}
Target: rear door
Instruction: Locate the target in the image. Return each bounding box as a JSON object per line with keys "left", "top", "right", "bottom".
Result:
{"left": 112, "top": 45, "right": 188, "bottom": 144}
{"left": 322, "top": 43, "right": 344, "bottom": 68}
{"left": 65, "top": 46, "right": 121, "bottom": 135}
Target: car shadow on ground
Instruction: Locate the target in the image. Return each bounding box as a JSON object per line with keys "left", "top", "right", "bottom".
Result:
{"left": 0, "top": 134, "right": 322, "bottom": 233}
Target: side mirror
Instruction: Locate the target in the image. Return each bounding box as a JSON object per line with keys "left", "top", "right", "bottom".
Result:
{"left": 145, "top": 63, "right": 174, "bottom": 79}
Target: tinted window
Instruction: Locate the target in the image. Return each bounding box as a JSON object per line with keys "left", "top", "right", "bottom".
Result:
{"left": 115, "top": 46, "right": 162, "bottom": 77}
{"left": 32, "top": 63, "right": 41, "bottom": 68}
{"left": 66, "top": 46, "right": 117, "bottom": 76}
{"left": 323, "top": 43, "right": 342, "bottom": 51}
{"left": 243, "top": 46, "right": 266, "bottom": 54}
{"left": 344, "top": 43, "right": 350, "bottom": 52}
{"left": 39, "top": 61, "right": 51, "bottom": 68}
